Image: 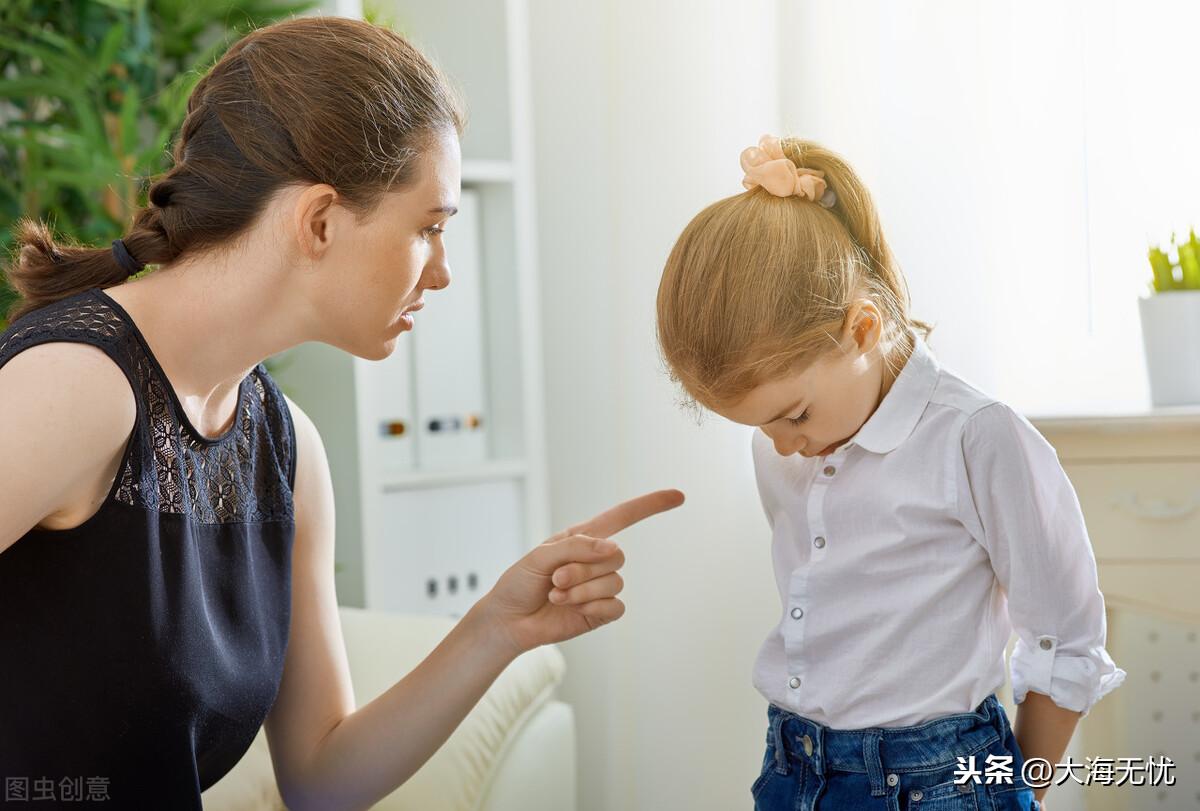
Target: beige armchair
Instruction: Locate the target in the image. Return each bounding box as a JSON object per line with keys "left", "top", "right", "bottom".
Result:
{"left": 202, "top": 606, "right": 577, "bottom": 811}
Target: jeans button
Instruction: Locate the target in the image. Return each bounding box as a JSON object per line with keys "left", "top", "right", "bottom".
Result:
{"left": 886, "top": 773, "right": 898, "bottom": 786}
{"left": 910, "top": 789, "right": 923, "bottom": 801}
{"left": 800, "top": 734, "right": 813, "bottom": 756}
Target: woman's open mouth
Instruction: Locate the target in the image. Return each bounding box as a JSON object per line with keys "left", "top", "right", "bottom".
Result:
{"left": 398, "top": 300, "right": 424, "bottom": 330}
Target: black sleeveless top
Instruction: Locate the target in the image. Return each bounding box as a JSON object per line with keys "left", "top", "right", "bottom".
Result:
{"left": 0, "top": 288, "right": 296, "bottom": 808}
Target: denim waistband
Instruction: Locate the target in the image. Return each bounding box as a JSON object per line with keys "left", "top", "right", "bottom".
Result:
{"left": 766, "top": 694, "right": 1006, "bottom": 797}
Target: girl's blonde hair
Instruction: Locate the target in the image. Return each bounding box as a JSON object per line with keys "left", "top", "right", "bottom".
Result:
{"left": 656, "top": 137, "right": 934, "bottom": 418}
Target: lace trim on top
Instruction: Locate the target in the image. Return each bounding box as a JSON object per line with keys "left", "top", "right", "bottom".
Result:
{"left": 0, "top": 289, "right": 296, "bottom": 524}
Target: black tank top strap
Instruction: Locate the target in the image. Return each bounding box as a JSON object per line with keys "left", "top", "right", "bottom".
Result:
{"left": 0, "top": 286, "right": 143, "bottom": 385}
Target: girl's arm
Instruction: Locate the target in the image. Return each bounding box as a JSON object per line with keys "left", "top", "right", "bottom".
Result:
{"left": 267, "top": 395, "right": 682, "bottom": 811}
{"left": 1013, "top": 690, "right": 1082, "bottom": 805}
{"left": 956, "top": 401, "right": 1126, "bottom": 806}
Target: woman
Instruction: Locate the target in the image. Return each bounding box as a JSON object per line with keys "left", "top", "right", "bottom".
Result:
{"left": 0, "top": 16, "right": 683, "bottom": 810}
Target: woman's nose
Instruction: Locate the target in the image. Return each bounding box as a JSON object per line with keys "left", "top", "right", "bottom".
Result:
{"left": 426, "top": 259, "right": 451, "bottom": 291}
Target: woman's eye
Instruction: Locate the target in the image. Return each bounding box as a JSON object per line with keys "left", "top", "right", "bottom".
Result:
{"left": 423, "top": 224, "right": 446, "bottom": 238}
{"left": 787, "top": 409, "right": 810, "bottom": 425}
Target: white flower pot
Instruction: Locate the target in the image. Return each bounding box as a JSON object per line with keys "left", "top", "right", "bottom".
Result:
{"left": 1138, "top": 290, "right": 1200, "bottom": 406}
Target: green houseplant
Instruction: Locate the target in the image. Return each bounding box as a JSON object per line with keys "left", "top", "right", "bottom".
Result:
{"left": 0, "top": 0, "right": 319, "bottom": 332}
{"left": 1147, "top": 230, "right": 1200, "bottom": 293}
{"left": 1140, "top": 230, "right": 1200, "bottom": 406}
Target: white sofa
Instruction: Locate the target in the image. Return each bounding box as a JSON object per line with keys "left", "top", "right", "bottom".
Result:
{"left": 202, "top": 606, "right": 577, "bottom": 811}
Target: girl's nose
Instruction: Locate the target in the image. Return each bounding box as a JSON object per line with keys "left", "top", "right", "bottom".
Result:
{"left": 774, "top": 438, "right": 805, "bottom": 457}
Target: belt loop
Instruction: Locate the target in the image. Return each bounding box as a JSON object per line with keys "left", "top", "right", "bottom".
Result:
{"left": 980, "top": 693, "right": 998, "bottom": 730}
{"left": 771, "top": 710, "right": 791, "bottom": 775}
{"left": 811, "top": 723, "right": 825, "bottom": 776}
{"left": 864, "top": 731, "right": 886, "bottom": 796}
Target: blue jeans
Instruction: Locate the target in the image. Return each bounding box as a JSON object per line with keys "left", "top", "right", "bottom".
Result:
{"left": 751, "top": 693, "right": 1043, "bottom": 810}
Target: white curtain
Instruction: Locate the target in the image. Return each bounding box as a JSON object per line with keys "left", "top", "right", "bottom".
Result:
{"left": 781, "top": 0, "right": 1200, "bottom": 414}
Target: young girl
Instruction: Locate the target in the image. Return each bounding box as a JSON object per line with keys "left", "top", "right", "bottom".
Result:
{"left": 655, "top": 135, "right": 1126, "bottom": 810}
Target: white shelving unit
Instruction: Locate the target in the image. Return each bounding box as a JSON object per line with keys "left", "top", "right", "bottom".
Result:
{"left": 275, "top": 0, "right": 549, "bottom": 614}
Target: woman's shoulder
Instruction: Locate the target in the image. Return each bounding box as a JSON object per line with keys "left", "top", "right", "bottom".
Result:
{"left": 0, "top": 290, "right": 140, "bottom": 460}
{"left": 0, "top": 289, "right": 138, "bottom": 431}
{"left": 0, "top": 337, "right": 138, "bottom": 550}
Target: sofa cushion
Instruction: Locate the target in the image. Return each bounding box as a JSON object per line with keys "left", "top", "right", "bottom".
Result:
{"left": 337, "top": 607, "right": 567, "bottom": 810}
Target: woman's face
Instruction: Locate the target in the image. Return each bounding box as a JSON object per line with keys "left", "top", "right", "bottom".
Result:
{"left": 715, "top": 308, "right": 888, "bottom": 458}
{"left": 300, "top": 128, "right": 462, "bottom": 360}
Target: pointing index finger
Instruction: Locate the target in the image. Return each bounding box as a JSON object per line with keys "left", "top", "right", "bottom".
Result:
{"left": 563, "top": 489, "right": 685, "bottom": 539}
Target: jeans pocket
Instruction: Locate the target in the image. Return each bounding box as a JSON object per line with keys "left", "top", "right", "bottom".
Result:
{"left": 750, "top": 742, "right": 777, "bottom": 800}
{"left": 750, "top": 766, "right": 776, "bottom": 802}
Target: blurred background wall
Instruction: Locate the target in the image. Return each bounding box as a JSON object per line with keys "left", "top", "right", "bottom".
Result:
{"left": 528, "top": 2, "right": 783, "bottom": 808}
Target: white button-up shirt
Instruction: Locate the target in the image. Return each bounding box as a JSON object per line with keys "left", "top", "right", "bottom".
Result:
{"left": 751, "top": 328, "right": 1126, "bottom": 728}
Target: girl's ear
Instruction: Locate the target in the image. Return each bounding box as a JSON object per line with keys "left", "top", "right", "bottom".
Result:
{"left": 843, "top": 299, "right": 883, "bottom": 353}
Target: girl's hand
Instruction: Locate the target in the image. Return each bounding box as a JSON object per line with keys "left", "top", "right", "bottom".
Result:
{"left": 478, "top": 489, "right": 685, "bottom": 656}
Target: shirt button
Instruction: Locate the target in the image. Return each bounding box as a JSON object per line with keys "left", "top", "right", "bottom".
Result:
{"left": 823, "top": 464, "right": 836, "bottom": 476}
{"left": 910, "top": 789, "right": 923, "bottom": 801}
{"left": 788, "top": 676, "right": 801, "bottom": 689}
{"left": 1040, "top": 638, "right": 1053, "bottom": 650}
{"left": 813, "top": 536, "right": 826, "bottom": 549}
{"left": 791, "top": 607, "right": 804, "bottom": 619}
{"left": 886, "top": 773, "right": 898, "bottom": 786}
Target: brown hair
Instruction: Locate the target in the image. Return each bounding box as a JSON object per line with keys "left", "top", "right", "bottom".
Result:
{"left": 4, "top": 15, "right": 465, "bottom": 323}
{"left": 656, "top": 137, "right": 934, "bottom": 417}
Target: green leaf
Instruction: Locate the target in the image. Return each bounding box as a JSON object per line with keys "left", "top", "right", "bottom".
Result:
{"left": 0, "top": 0, "right": 322, "bottom": 315}
{"left": 94, "top": 21, "right": 127, "bottom": 75}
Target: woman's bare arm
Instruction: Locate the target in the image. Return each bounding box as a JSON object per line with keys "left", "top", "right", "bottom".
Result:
{"left": 265, "top": 394, "right": 683, "bottom": 810}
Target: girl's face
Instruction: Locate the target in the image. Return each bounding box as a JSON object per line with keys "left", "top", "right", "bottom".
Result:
{"left": 716, "top": 305, "right": 893, "bottom": 458}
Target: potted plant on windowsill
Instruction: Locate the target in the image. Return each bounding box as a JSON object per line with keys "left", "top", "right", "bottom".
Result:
{"left": 1140, "top": 229, "right": 1200, "bottom": 406}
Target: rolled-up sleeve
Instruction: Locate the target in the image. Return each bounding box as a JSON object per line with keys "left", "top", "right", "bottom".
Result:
{"left": 956, "top": 401, "right": 1126, "bottom": 717}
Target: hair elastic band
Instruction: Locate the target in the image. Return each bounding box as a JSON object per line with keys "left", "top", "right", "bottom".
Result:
{"left": 111, "top": 238, "right": 145, "bottom": 276}
{"left": 740, "top": 134, "right": 838, "bottom": 208}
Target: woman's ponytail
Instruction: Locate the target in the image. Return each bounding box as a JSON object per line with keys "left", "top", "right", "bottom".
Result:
{"left": 4, "top": 200, "right": 180, "bottom": 325}
{"left": 3, "top": 15, "right": 465, "bottom": 325}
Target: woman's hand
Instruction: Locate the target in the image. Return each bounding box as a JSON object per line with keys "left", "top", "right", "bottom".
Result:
{"left": 477, "top": 489, "right": 685, "bottom": 656}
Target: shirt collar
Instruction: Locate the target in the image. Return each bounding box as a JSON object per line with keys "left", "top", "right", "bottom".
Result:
{"left": 842, "top": 328, "right": 940, "bottom": 455}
